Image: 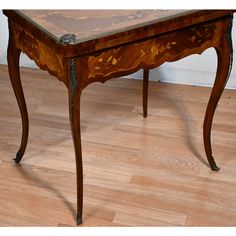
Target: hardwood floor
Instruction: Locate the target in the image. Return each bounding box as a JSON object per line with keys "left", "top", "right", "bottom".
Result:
{"left": 0, "top": 64, "right": 236, "bottom": 226}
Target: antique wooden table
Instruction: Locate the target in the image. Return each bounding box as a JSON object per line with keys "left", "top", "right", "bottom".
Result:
{"left": 3, "top": 10, "right": 235, "bottom": 225}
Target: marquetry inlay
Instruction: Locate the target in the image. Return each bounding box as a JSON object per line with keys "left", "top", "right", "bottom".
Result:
{"left": 85, "top": 20, "right": 222, "bottom": 87}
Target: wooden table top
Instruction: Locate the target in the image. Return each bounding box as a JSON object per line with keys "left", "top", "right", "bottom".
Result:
{"left": 3, "top": 10, "right": 235, "bottom": 56}
{"left": 19, "top": 10, "right": 186, "bottom": 41}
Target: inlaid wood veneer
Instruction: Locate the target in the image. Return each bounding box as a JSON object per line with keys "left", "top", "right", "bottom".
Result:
{"left": 3, "top": 10, "right": 235, "bottom": 225}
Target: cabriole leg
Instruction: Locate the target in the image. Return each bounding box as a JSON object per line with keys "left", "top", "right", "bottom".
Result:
{"left": 68, "top": 58, "right": 83, "bottom": 225}
{"left": 7, "top": 20, "right": 29, "bottom": 163}
{"left": 203, "top": 17, "right": 233, "bottom": 171}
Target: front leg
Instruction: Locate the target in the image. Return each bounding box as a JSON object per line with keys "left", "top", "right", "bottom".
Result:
{"left": 203, "top": 16, "right": 233, "bottom": 171}
{"left": 7, "top": 20, "right": 29, "bottom": 163}
{"left": 68, "top": 57, "right": 83, "bottom": 225}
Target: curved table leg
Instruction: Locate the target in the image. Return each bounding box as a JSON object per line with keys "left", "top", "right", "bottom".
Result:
{"left": 7, "top": 21, "right": 29, "bottom": 164}
{"left": 143, "top": 69, "right": 149, "bottom": 118}
{"left": 203, "top": 20, "right": 233, "bottom": 171}
{"left": 68, "top": 58, "right": 83, "bottom": 225}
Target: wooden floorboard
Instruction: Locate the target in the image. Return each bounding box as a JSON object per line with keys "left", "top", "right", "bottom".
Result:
{"left": 0, "top": 64, "right": 236, "bottom": 226}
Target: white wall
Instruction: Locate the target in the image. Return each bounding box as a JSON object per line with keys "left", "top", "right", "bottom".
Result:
{"left": 1, "top": 11, "right": 236, "bottom": 88}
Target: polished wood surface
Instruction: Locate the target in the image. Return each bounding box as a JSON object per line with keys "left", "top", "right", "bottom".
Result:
{"left": 0, "top": 65, "right": 236, "bottom": 226}
{"left": 3, "top": 10, "right": 235, "bottom": 56}
{"left": 3, "top": 10, "right": 235, "bottom": 224}
{"left": 82, "top": 17, "right": 229, "bottom": 88}
{"left": 19, "top": 10, "right": 186, "bottom": 40}
{"left": 7, "top": 22, "right": 29, "bottom": 164}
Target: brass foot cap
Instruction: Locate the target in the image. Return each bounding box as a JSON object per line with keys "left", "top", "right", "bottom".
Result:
{"left": 77, "top": 214, "right": 82, "bottom": 225}
{"left": 14, "top": 151, "right": 22, "bottom": 164}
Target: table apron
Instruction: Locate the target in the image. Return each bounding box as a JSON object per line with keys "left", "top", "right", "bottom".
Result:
{"left": 9, "top": 20, "right": 68, "bottom": 86}
{"left": 8, "top": 15, "right": 232, "bottom": 91}
{"left": 80, "top": 16, "right": 231, "bottom": 89}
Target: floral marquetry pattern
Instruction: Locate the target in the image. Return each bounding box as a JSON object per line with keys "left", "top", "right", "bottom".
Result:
{"left": 4, "top": 9, "right": 235, "bottom": 225}
{"left": 10, "top": 21, "right": 68, "bottom": 85}
{"left": 83, "top": 20, "right": 223, "bottom": 88}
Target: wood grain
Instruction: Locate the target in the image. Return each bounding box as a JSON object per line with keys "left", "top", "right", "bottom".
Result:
{"left": 0, "top": 65, "right": 236, "bottom": 226}
{"left": 3, "top": 10, "right": 235, "bottom": 57}
{"left": 10, "top": 21, "right": 68, "bottom": 85}
{"left": 19, "top": 10, "right": 186, "bottom": 40}
{"left": 2, "top": 10, "right": 235, "bottom": 225}
{"left": 83, "top": 18, "right": 223, "bottom": 88}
